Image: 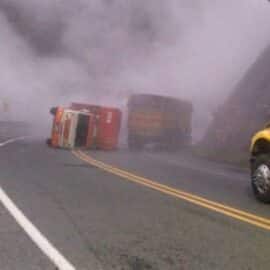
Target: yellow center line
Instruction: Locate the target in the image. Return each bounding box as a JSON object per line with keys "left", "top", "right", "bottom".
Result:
{"left": 73, "top": 150, "right": 270, "bottom": 231}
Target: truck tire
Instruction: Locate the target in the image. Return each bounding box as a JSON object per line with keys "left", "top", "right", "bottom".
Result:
{"left": 251, "top": 154, "right": 270, "bottom": 203}
{"left": 50, "top": 107, "right": 58, "bottom": 116}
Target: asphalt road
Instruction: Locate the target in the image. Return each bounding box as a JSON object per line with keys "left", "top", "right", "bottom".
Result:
{"left": 0, "top": 138, "right": 270, "bottom": 270}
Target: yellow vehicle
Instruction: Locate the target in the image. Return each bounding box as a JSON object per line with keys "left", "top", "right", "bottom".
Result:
{"left": 250, "top": 123, "right": 270, "bottom": 202}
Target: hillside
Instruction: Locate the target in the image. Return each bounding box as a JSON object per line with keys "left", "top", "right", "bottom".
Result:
{"left": 199, "top": 45, "right": 270, "bottom": 165}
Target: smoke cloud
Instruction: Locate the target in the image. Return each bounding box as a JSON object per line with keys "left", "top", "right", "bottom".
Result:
{"left": 0, "top": 0, "right": 270, "bottom": 138}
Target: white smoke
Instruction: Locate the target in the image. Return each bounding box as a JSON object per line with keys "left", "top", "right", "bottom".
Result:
{"left": 0, "top": 0, "right": 270, "bottom": 138}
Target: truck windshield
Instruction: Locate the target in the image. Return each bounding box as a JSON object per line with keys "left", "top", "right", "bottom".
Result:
{"left": 75, "top": 114, "right": 90, "bottom": 147}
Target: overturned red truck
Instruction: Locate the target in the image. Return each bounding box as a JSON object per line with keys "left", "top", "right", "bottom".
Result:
{"left": 47, "top": 103, "right": 122, "bottom": 150}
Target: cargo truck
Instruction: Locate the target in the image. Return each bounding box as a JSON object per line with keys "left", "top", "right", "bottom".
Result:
{"left": 127, "top": 94, "right": 193, "bottom": 151}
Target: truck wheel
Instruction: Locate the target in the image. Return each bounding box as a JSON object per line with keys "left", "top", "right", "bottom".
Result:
{"left": 50, "top": 107, "right": 58, "bottom": 116}
{"left": 251, "top": 154, "right": 270, "bottom": 203}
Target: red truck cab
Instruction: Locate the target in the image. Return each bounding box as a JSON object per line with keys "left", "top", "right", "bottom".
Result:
{"left": 48, "top": 104, "right": 122, "bottom": 150}
{"left": 47, "top": 107, "right": 96, "bottom": 149}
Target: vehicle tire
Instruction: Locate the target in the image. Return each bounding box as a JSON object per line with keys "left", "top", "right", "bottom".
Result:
{"left": 251, "top": 154, "right": 270, "bottom": 203}
{"left": 50, "top": 107, "right": 58, "bottom": 116}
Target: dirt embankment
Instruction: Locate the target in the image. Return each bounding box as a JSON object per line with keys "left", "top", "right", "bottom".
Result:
{"left": 198, "top": 45, "right": 270, "bottom": 167}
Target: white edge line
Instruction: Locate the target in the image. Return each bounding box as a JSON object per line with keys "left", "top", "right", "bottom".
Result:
{"left": 0, "top": 186, "right": 76, "bottom": 270}
{"left": 0, "top": 136, "right": 30, "bottom": 147}
{"left": 0, "top": 137, "right": 76, "bottom": 270}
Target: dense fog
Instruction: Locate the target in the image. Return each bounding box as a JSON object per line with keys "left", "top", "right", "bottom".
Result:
{"left": 0, "top": 0, "right": 270, "bottom": 138}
